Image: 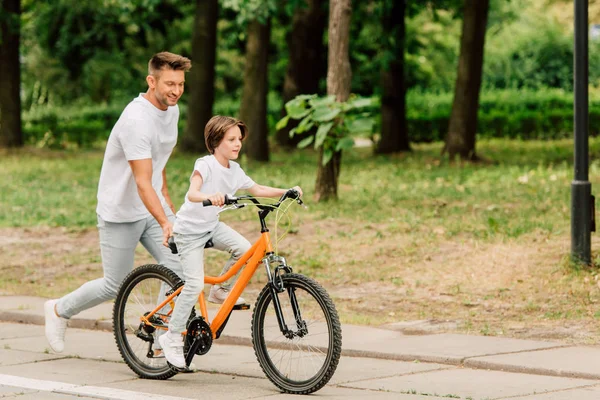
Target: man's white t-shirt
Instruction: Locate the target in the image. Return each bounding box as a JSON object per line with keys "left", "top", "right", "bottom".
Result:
{"left": 174, "top": 155, "right": 255, "bottom": 235}
{"left": 96, "top": 94, "right": 179, "bottom": 222}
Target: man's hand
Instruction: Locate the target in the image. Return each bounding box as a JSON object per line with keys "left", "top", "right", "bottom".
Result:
{"left": 161, "top": 220, "right": 174, "bottom": 247}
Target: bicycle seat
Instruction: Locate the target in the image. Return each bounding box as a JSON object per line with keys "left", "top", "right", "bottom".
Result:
{"left": 168, "top": 237, "right": 214, "bottom": 254}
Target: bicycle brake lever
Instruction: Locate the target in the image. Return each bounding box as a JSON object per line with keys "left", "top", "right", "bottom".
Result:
{"left": 296, "top": 198, "right": 308, "bottom": 210}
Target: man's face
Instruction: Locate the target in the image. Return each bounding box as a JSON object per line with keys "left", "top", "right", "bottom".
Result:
{"left": 147, "top": 69, "right": 185, "bottom": 110}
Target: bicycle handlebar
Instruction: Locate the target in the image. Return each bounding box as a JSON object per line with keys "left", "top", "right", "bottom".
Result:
{"left": 201, "top": 189, "right": 303, "bottom": 208}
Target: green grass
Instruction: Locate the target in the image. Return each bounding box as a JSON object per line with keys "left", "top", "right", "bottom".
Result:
{"left": 1, "top": 137, "right": 595, "bottom": 241}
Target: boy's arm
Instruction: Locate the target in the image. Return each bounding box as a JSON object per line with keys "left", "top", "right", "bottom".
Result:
{"left": 186, "top": 171, "right": 227, "bottom": 206}
{"left": 248, "top": 184, "right": 303, "bottom": 198}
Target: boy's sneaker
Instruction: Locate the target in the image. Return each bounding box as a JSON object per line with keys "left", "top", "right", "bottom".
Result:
{"left": 44, "top": 300, "right": 68, "bottom": 353}
{"left": 158, "top": 331, "right": 186, "bottom": 369}
{"left": 208, "top": 285, "right": 245, "bottom": 305}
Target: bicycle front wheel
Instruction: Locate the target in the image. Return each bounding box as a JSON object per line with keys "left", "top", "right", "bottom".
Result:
{"left": 113, "top": 264, "right": 181, "bottom": 380}
{"left": 251, "top": 273, "right": 342, "bottom": 394}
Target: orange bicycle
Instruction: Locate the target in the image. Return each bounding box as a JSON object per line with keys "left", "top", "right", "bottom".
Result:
{"left": 112, "top": 190, "right": 342, "bottom": 394}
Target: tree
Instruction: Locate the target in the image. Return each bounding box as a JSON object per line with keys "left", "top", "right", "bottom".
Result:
{"left": 376, "top": 0, "right": 409, "bottom": 154}
{"left": 0, "top": 0, "right": 23, "bottom": 148}
{"left": 317, "top": 0, "right": 352, "bottom": 201}
{"left": 181, "top": 0, "right": 218, "bottom": 154}
{"left": 443, "top": 0, "right": 490, "bottom": 161}
{"left": 239, "top": 19, "right": 271, "bottom": 161}
{"left": 276, "top": 0, "right": 327, "bottom": 149}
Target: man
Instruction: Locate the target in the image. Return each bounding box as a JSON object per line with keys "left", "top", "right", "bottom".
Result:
{"left": 44, "top": 52, "right": 191, "bottom": 353}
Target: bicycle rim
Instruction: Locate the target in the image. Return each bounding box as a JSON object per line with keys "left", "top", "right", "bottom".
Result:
{"left": 113, "top": 264, "right": 180, "bottom": 379}
{"left": 252, "top": 273, "right": 342, "bottom": 394}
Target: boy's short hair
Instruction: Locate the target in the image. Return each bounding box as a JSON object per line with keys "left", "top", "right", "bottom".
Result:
{"left": 148, "top": 52, "right": 192, "bottom": 76}
{"left": 204, "top": 116, "right": 248, "bottom": 154}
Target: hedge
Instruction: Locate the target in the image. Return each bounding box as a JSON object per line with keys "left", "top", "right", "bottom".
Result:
{"left": 22, "top": 89, "right": 600, "bottom": 148}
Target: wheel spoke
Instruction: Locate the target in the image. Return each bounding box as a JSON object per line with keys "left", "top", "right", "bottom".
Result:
{"left": 113, "top": 265, "right": 181, "bottom": 380}
{"left": 251, "top": 274, "right": 341, "bottom": 394}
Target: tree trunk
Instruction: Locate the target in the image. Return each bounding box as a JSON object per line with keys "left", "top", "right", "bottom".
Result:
{"left": 316, "top": 0, "right": 352, "bottom": 202}
{"left": 239, "top": 19, "right": 270, "bottom": 162}
{"left": 0, "top": 0, "right": 23, "bottom": 148}
{"left": 376, "top": 0, "right": 410, "bottom": 154}
{"left": 181, "top": 0, "right": 218, "bottom": 154}
{"left": 444, "top": 0, "right": 490, "bottom": 161}
{"left": 276, "top": 0, "right": 327, "bottom": 148}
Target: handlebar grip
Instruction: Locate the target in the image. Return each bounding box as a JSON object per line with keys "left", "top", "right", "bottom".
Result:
{"left": 167, "top": 236, "right": 178, "bottom": 254}
{"left": 202, "top": 195, "right": 231, "bottom": 207}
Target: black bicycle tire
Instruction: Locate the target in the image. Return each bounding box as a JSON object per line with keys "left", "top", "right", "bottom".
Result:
{"left": 113, "top": 264, "right": 182, "bottom": 380}
{"left": 251, "top": 273, "right": 342, "bottom": 394}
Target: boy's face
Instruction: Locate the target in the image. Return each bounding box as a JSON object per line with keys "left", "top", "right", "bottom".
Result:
{"left": 214, "top": 126, "right": 243, "bottom": 161}
{"left": 147, "top": 68, "right": 185, "bottom": 110}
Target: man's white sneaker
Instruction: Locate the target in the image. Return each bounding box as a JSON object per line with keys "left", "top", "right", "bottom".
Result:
{"left": 158, "top": 331, "right": 186, "bottom": 369}
{"left": 44, "top": 299, "right": 67, "bottom": 353}
{"left": 208, "top": 286, "right": 245, "bottom": 305}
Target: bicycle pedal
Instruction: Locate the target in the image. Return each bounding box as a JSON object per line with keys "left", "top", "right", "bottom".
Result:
{"left": 166, "top": 362, "right": 188, "bottom": 373}
{"left": 233, "top": 303, "right": 251, "bottom": 310}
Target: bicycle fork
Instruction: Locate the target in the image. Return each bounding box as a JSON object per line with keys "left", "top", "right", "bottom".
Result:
{"left": 263, "top": 255, "right": 307, "bottom": 339}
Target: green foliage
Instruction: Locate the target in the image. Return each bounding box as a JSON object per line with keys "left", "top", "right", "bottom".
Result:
{"left": 21, "top": 92, "right": 285, "bottom": 149}
{"left": 20, "top": 0, "right": 189, "bottom": 107}
{"left": 222, "top": 0, "right": 277, "bottom": 24}
{"left": 484, "top": 0, "right": 600, "bottom": 90}
{"left": 278, "top": 94, "right": 378, "bottom": 165}
{"left": 22, "top": 103, "right": 125, "bottom": 149}
{"left": 406, "top": 89, "right": 600, "bottom": 142}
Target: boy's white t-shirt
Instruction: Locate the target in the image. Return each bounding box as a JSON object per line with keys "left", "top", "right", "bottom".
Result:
{"left": 96, "top": 94, "right": 179, "bottom": 222}
{"left": 174, "top": 155, "right": 255, "bottom": 235}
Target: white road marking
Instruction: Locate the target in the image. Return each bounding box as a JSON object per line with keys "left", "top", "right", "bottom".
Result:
{"left": 0, "top": 373, "right": 194, "bottom": 400}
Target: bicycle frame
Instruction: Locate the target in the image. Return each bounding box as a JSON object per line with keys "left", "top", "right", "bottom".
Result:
{"left": 141, "top": 230, "right": 274, "bottom": 339}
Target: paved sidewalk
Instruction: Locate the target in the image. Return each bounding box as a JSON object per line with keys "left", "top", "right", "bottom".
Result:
{"left": 2, "top": 295, "right": 600, "bottom": 399}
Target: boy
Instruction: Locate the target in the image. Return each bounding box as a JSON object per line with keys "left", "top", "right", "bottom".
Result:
{"left": 159, "top": 115, "right": 302, "bottom": 369}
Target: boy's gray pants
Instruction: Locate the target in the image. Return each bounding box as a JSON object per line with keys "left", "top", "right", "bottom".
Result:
{"left": 56, "top": 212, "right": 183, "bottom": 319}
{"left": 168, "top": 222, "right": 250, "bottom": 333}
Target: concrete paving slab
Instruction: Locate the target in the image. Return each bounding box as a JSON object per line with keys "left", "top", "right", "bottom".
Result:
{"left": 265, "top": 386, "right": 449, "bottom": 399}
{"left": 465, "top": 346, "right": 600, "bottom": 380}
{"left": 0, "top": 384, "right": 36, "bottom": 396}
{"left": 0, "top": 390, "right": 96, "bottom": 399}
{"left": 0, "top": 321, "right": 44, "bottom": 340}
{"left": 194, "top": 342, "right": 452, "bottom": 385}
{"left": 345, "top": 333, "right": 563, "bottom": 364}
{"left": 103, "top": 370, "right": 278, "bottom": 400}
{"left": 0, "top": 296, "right": 113, "bottom": 331}
{"left": 0, "top": 348, "right": 64, "bottom": 367}
{"left": 0, "top": 358, "right": 134, "bottom": 386}
{"left": 513, "top": 384, "right": 600, "bottom": 399}
{"left": 1, "top": 326, "right": 123, "bottom": 362}
{"left": 218, "top": 314, "right": 564, "bottom": 365}
{"left": 104, "top": 372, "right": 425, "bottom": 400}
{"left": 343, "top": 368, "right": 598, "bottom": 399}
{"left": 0, "top": 374, "right": 194, "bottom": 400}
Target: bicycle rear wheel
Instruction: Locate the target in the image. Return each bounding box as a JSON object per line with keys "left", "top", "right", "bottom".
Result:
{"left": 113, "top": 264, "right": 181, "bottom": 380}
{"left": 251, "top": 273, "right": 342, "bottom": 394}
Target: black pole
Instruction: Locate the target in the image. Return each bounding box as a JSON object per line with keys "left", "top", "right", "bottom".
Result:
{"left": 572, "top": 0, "right": 591, "bottom": 264}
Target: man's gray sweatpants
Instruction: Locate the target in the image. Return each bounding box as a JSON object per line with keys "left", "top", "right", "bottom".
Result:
{"left": 56, "top": 212, "right": 183, "bottom": 319}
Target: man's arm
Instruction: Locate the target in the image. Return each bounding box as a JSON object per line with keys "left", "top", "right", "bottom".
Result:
{"left": 129, "top": 159, "right": 172, "bottom": 246}
{"left": 162, "top": 168, "right": 176, "bottom": 215}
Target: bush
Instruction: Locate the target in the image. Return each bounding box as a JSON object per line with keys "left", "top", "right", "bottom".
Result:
{"left": 406, "top": 89, "right": 600, "bottom": 142}
{"left": 23, "top": 92, "right": 285, "bottom": 148}
{"left": 23, "top": 103, "right": 124, "bottom": 148}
